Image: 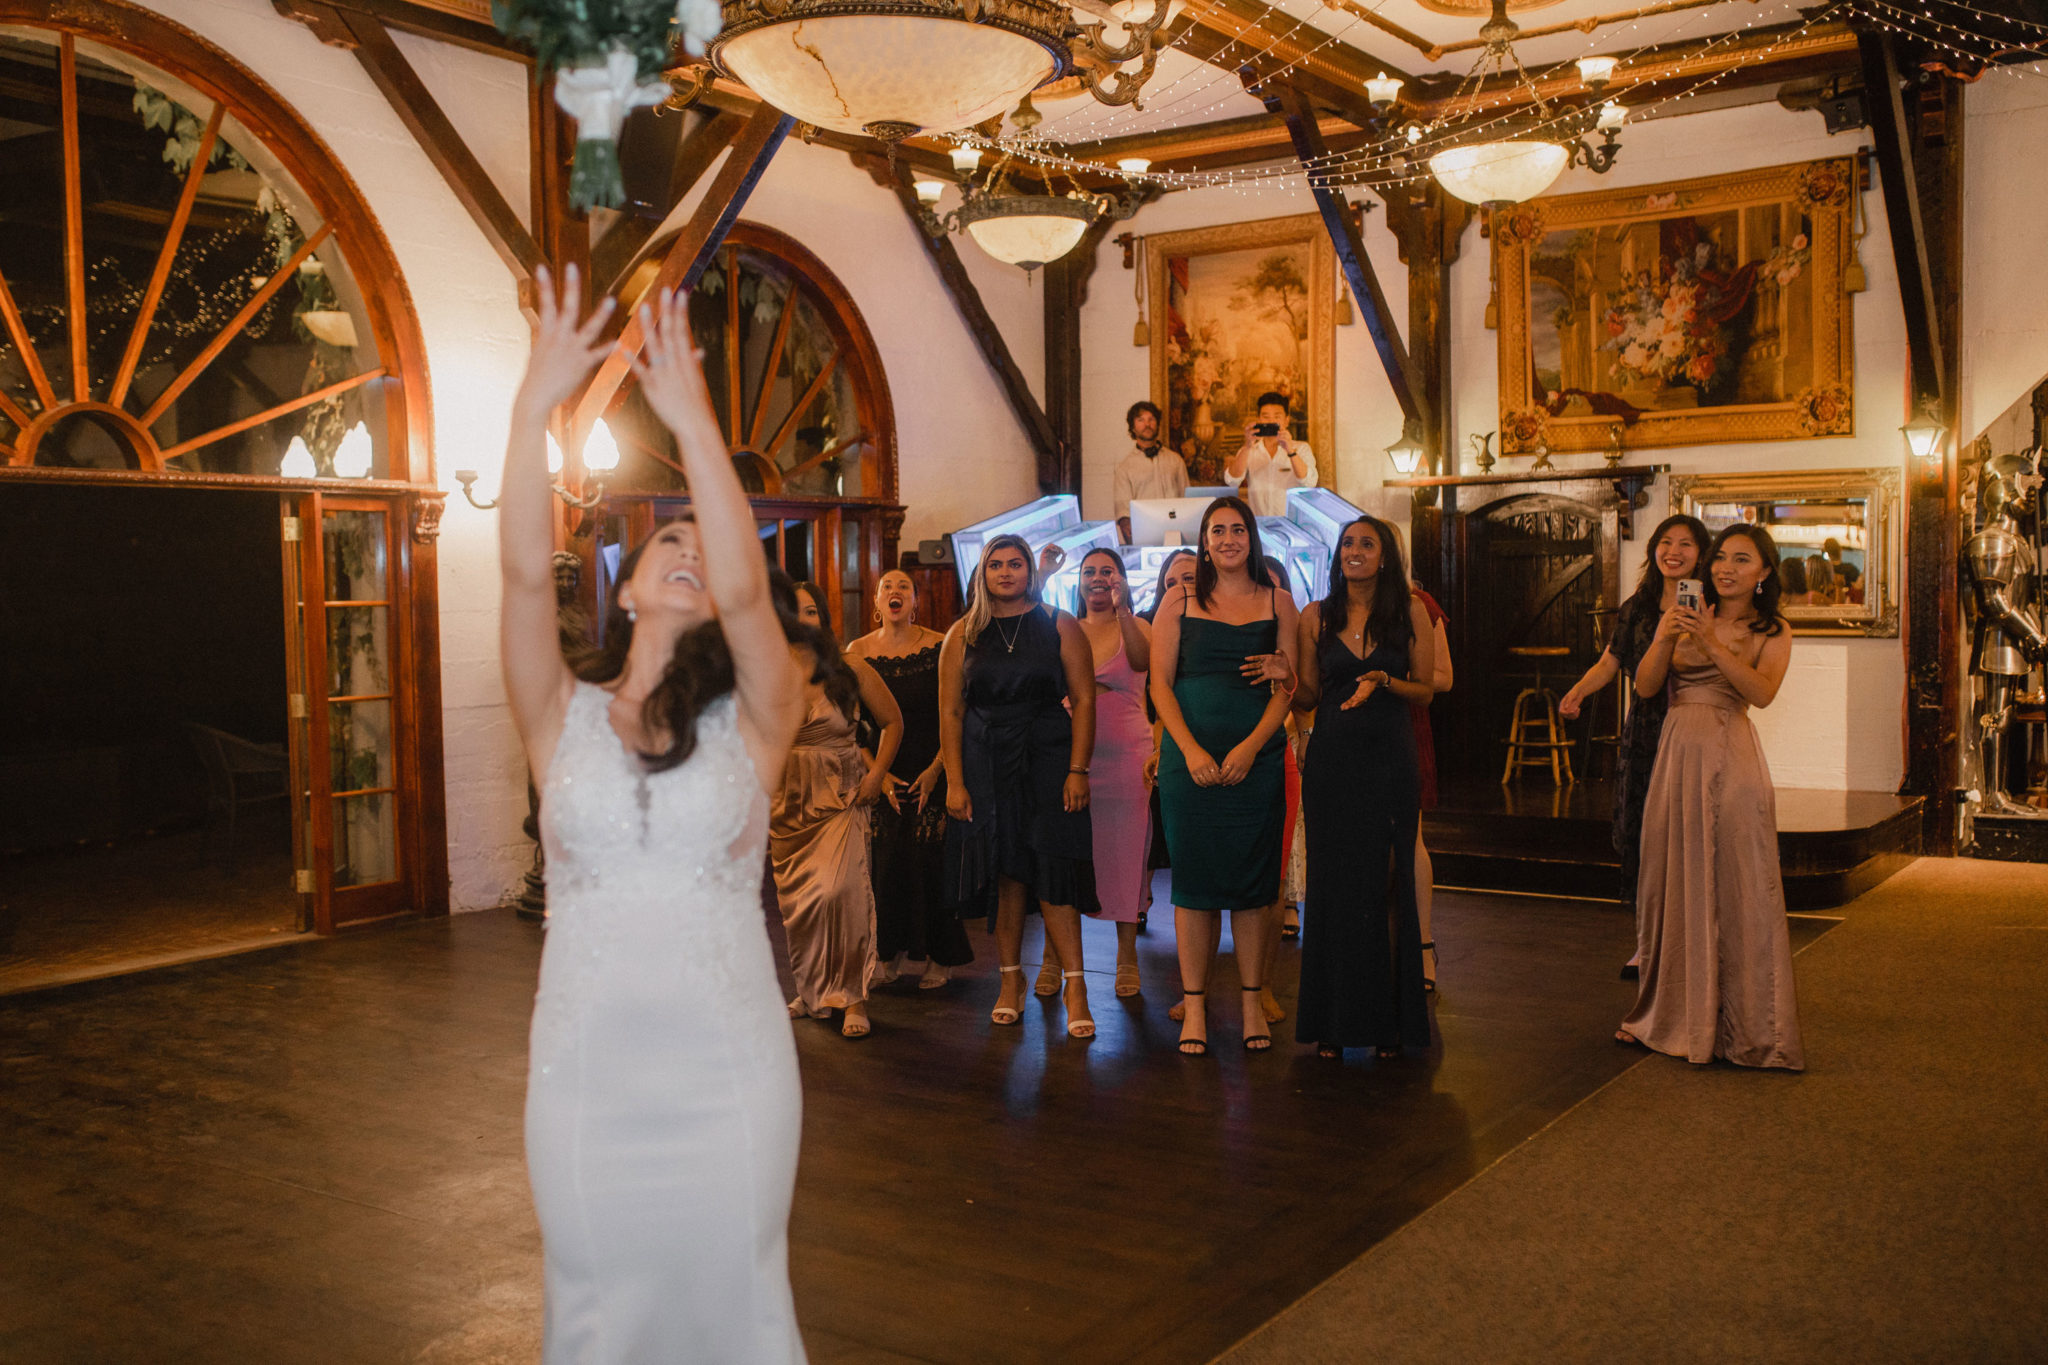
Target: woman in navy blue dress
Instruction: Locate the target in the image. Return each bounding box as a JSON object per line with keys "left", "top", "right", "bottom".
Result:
{"left": 1292, "top": 516, "right": 1437, "bottom": 1058}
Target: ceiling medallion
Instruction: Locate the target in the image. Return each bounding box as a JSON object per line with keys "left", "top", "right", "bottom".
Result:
{"left": 709, "top": 0, "right": 1174, "bottom": 142}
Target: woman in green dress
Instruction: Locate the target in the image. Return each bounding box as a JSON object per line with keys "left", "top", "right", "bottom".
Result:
{"left": 1150, "top": 496, "right": 1300, "bottom": 1055}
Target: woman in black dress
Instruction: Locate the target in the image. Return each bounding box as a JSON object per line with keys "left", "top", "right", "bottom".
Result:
{"left": 847, "top": 569, "right": 972, "bottom": 988}
{"left": 939, "top": 535, "right": 1100, "bottom": 1038}
{"left": 1291, "top": 516, "right": 1436, "bottom": 1058}
{"left": 1558, "top": 514, "right": 1710, "bottom": 978}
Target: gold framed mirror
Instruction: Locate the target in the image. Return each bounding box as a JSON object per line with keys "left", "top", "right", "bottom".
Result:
{"left": 1668, "top": 467, "right": 1901, "bottom": 637}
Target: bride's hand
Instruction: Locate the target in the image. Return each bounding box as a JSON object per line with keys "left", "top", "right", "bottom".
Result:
{"left": 629, "top": 288, "right": 723, "bottom": 448}
{"left": 513, "top": 265, "right": 614, "bottom": 419}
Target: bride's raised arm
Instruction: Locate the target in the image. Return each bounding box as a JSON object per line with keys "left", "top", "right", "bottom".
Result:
{"left": 500, "top": 265, "right": 613, "bottom": 781}
{"left": 630, "top": 288, "right": 804, "bottom": 784}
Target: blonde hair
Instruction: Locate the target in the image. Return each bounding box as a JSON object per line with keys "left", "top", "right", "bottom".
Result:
{"left": 961, "top": 534, "right": 1038, "bottom": 645}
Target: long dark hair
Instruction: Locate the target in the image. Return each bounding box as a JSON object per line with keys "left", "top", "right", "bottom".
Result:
{"left": 1143, "top": 549, "right": 1195, "bottom": 622}
{"left": 1193, "top": 495, "right": 1272, "bottom": 610}
{"left": 790, "top": 578, "right": 861, "bottom": 721}
{"left": 1626, "top": 514, "right": 1712, "bottom": 615}
{"left": 1318, "top": 516, "right": 1415, "bottom": 656}
{"left": 573, "top": 517, "right": 734, "bottom": 773}
{"left": 1704, "top": 524, "right": 1787, "bottom": 636}
{"left": 1078, "top": 546, "right": 1129, "bottom": 615}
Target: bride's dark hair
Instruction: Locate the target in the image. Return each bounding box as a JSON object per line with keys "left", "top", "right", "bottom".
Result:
{"left": 571, "top": 514, "right": 735, "bottom": 773}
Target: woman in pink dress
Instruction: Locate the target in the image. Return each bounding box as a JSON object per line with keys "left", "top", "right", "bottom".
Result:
{"left": 1040, "top": 548, "right": 1153, "bottom": 999}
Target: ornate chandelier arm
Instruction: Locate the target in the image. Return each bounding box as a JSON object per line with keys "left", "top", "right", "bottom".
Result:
{"left": 1083, "top": 40, "right": 1166, "bottom": 107}
{"left": 1073, "top": 0, "right": 1173, "bottom": 64}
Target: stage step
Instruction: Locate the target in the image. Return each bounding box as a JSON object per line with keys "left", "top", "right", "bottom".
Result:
{"left": 1422, "top": 780, "right": 1922, "bottom": 911}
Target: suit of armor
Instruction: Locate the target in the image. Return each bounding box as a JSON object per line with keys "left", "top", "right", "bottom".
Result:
{"left": 1965, "top": 452, "right": 2048, "bottom": 813}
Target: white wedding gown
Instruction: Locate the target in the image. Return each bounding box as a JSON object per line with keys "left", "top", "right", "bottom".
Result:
{"left": 527, "top": 683, "right": 807, "bottom": 1363}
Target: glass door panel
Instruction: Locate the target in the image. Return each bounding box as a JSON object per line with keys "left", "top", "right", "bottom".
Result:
{"left": 320, "top": 506, "right": 401, "bottom": 895}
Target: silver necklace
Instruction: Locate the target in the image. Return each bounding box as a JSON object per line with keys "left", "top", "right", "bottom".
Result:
{"left": 994, "top": 613, "right": 1025, "bottom": 654}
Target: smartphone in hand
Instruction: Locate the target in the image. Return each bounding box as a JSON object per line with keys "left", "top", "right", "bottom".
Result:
{"left": 1252, "top": 422, "right": 1281, "bottom": 438}
{"left": 1675, "top": 577, "right": 1705, "bottom": 614}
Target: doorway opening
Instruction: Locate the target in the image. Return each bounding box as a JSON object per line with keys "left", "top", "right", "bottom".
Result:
{"left": 0, "top": 481, "right": 302, "bottom": 991}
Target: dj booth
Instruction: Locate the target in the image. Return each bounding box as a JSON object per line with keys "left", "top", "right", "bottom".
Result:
{"left": 946, "top": 487, "right": 1368, "bottom": 616}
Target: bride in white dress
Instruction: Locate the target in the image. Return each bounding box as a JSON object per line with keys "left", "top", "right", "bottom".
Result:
{"left": 499, "top": 271, "right": 809, "bottom": 1363}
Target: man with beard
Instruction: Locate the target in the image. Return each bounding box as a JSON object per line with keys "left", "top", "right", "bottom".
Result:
{"left": 1113, "top": 400, "right": 1190, "bottom": 543}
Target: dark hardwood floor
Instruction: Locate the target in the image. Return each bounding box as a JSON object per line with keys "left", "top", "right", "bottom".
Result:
{"left": 0, "top": 886, "right": 1836, "bottom": 1364}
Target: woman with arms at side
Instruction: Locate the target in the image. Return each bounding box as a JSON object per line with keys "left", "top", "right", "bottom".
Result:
{"left": 772, "top": 582, "right": 901, "bottom": 1038}
{"left": 1558, "top": 515, "right": 1711, "bottom": 979}
{"left": 939, "top": 536, "right": 1100, "bottom": 1038}
{"left": 1290, "top": 517, "right": 1436, "bottom": 1059}
{"left": 845, "top": 570, "right": 972, "bottom": 988}
{"left": 1406, "top": 579, "right": 1452, "bottom": 991}
{"left": 1038, "top": 548, "right": 1153, "bottom": 998}
{"left": 1619, "top": 524, "right": 1803, "bottom": 1070}
{"left": 505, "top": 275, "right": 808, "bottom": 1362}
{"left": 1150, "top": 498, "right": 1299, "bottom": 1056}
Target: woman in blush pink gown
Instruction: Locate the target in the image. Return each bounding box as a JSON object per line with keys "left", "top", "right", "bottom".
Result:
{"left": 1042, "top": 548, "right": 1153, "bottom": 999}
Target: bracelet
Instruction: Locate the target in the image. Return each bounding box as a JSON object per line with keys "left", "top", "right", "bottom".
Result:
{"left": 1069, "top": 766, "right": 1090, "bottom": 775}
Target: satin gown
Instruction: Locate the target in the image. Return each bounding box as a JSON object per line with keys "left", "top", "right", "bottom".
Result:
{"left": 772, "top": 693, "right": 879, "bottom": 1014}
{"left": 1296, "top": 633, "right": 1430, "bottom": 1052}
{"left": 1088, "top": 634, "right": 1154, "bottom": 923}
{"left": 1624, "top": 640, "right": 1805, "bottom": 1070}
{"left": 529, "top": 684, "right": 805, "bottom": 1364}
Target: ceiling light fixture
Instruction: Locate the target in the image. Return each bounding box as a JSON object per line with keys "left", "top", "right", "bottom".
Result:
{"left": 916, "top": 133, "right": 1146, "bottom": 272}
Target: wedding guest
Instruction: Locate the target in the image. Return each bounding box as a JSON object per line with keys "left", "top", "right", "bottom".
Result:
{"left": 1559, "top": 514, "right": 1711, "bottom": 979}
{"left": 1290, "top": 517, "right": 1436, "bottom": 1059}
{"left": 1806, "top": 554, "right": 1838, "bottom": 606}
{"left": 506, "top": 275, "right": 808, "bottom": 1359}
{"left": 1143, "top": 550, "right": 1197, "bottom": 914}
{"left": 940, "top": 535, "right": 1100, "bottom": 1038}
{"left": 846, "top": 569, "right": 972, "bottom": 988}
{"left": 1620, "top": 524, "right": 1803, "bottom": 1070}
{"left": 1113, "top": 400, "right": 1190, "bottom": 543}
{"left": 1778, "top": 555, "right": 1809, "bottom": 605}
{"left": 1224, "top": 391, "right": 1316, "bottom": 518}
{"left": 1408, "top": 578, "right": 1453, "bottom": 992}
{"left": 1036, "top": 549, "right": 1153, "bottom": 998}
{"left": 1150, "top": 497, "right": 1299, "bottom": 1055}
{"left": 774, "top": 582, "right": 901, "bottom": 1038}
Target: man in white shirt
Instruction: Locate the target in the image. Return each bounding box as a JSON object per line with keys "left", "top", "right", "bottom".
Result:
{"left": 1112, "top": 400, "right": 1190, "bottom": 542}
{"left": 1224, "top": 390, "right": 1316, "bottom": 518}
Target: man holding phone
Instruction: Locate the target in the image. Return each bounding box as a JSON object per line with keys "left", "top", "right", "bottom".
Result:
{"left": 1224, "top": 390, "right": 1317, "bottom": 518}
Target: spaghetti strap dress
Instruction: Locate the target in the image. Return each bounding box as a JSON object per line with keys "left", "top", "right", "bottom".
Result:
{"left": 1087, "top": 634, "right": 1154, "bottom": 923}
{"left": 1296, "top": 633, "right": 1429, "bottom": 1051}
{"left": 946, "top": 608, "right": 1098, "bottom": 919}
{"left": 867, "top": 643, "right": 973, "bottom": 966}
{"left": 771, "top": 693, "right": 878, "bottom": 1014}
{"left": 1157, "top": 610, "right": 1286, "bottom": 911}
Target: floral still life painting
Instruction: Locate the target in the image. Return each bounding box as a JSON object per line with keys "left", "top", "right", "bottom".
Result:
{"left": 1495, "top": 158, "right": 1856, "bottom": 455}
{"left": 1147, "top": 214, "right": 1334, "bottom": 485}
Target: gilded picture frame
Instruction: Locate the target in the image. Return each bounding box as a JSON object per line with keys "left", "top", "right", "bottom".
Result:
{"left": 1147, "top": 213, "right": 1335, "bottom": 487}
{"left": 1668, "top": 466, "right": 1901, "bottom": 637}
{"left": 1495, "top": 158, "right": 1857, "bottom": 456}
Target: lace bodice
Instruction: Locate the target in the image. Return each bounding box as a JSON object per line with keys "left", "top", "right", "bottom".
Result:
{"left": 534, "top": 683, "right": 778, "bottom": 1064}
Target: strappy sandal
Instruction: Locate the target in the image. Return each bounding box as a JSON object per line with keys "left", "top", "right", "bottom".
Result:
{"left": 1317, "top": 1043, "right": 1341, "bottom": 1060}
{"left": 1177, "top": 989, "right": 1208, "bottom": 1056}
{"left": 1241, "top": 986, "right": 1273, "bottom": 1052}
{"left": 1061, "top": 971, "right": 1095, "bottom": 1039}
{"left": 1034, "top": 959, "right": 1061, "bottom": 998}
{"left": 1280, "top": 906, "right": 1300, "bottom": 940}
{"left": 918, "top": 965, "right": 951, "bottom": 990}
{"left": 991, "top": 965, "right": 1025, "bottom": 1026}
{"left": 1421, "top": 940, "right": 1438, "bottom": 994}
{"left": 1114, "top": 962, "right": 1141, "bottom": 998}
{"left": 840, "top": 1006, "right": 870, "bottom": 1039}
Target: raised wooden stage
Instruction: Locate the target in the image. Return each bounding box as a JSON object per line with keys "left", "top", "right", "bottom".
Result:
{"left": 1424, "top": 777, "right": 1922, "bottom": 910}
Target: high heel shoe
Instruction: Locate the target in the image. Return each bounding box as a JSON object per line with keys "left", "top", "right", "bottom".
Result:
{"left": 991, "top": 965, "right": 1025, "bottom": 1026}
{"left": 1240, "top": 986, "right": 1272, "bottom": 1052}
{"left": 1177, "top": 989, "right": 1208, "bottom": 1056}
{"left": 1061, "top": 970, "right": 1095, "bottom": 1039}
{"left": 1114, "top": 962, "right": 1141, "bottom": 998}
{"left": 1421, "top": 940, "right": 1437, "bottom": 994}
{"left": 1034, "top": 958, "right": 1061, "bottom": 998}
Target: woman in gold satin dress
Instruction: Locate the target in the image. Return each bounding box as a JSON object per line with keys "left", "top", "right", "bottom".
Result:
{"left": 773, "top": 583, "right": 902, "bottom": 1039}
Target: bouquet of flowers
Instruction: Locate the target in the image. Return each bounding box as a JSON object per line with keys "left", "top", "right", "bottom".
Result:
{"left": 1600, "top": 223, "right": 1763, "bottom": 400}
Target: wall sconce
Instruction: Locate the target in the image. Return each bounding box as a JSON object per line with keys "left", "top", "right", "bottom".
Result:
{"left": 457, "top": 424, "right": 616, "bottom": 510}
{"left": 1900, "top": 401, "right": 1947, "bottom": 469}
{"left": 1385, "top": 421, "right": 1426, "bottom": 476}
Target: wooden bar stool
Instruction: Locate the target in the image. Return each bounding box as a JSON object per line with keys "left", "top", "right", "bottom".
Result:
{"left": 1502, "top": 645, "right": 1576, "bottom": 786}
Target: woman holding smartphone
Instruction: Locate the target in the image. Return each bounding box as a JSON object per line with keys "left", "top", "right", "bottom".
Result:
{"left": 1620, "top": 524, "right": 1803, "bottom": 1070}
{"left": 1559, "top": 515, "right": 1711, "bottom": 979}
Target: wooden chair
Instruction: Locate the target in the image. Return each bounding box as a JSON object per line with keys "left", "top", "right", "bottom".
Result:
{"left": 1501, "top": 646, "right": 1576, "bottom": 787}
{"left": 185, "top": 722, "right": 289, "bottom": 867}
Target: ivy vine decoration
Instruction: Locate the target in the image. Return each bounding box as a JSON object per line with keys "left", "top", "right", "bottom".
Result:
{"left": 492, "top": 0, "right": 724, "bottom": 210}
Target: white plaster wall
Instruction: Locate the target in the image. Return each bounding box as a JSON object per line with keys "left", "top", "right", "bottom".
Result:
{"left": 1076, "top": 182, "right": 1409, "bottom": 524}
{"left": 146, "top": 0, "right": 536, "bottom": 909}
{"left": 1962, "top": 68, "right": 2048, "bottom": 441}
{"left": 1440, "top": 102, "right": 1910, "bottom": 792}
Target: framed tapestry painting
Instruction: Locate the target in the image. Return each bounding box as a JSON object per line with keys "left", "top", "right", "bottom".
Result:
{"left": 1148, "top": 214, "right": 1335, "bottom": 486}
{"left": 1494, "top": 157, "right": 1857, "bottom": 456}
